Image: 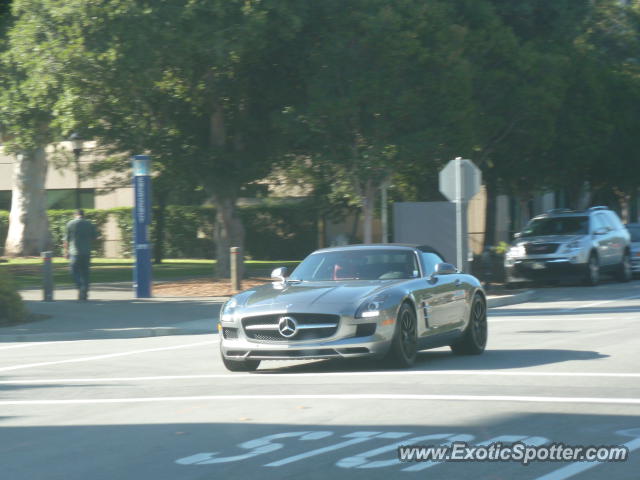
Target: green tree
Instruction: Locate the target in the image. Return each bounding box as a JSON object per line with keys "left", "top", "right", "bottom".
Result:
{"left": 3, "top": 0, "right": 306, "bottom": 274}
{"left": 280, "top": 0, "right": 479, "bottom": 242}
{"left": 0, "top": 0, "right": 57, "bottom": 256}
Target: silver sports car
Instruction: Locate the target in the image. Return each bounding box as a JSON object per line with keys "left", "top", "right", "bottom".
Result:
{"left": 218, "top": 244, "right": 487, "bottom": 371}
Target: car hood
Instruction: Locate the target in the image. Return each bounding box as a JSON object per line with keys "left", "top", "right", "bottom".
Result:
{"left": 241, "top": 280, "right": 401, "bottom": 309}
{"left": 516, "top": 235, "right": 582, "bottom": 245}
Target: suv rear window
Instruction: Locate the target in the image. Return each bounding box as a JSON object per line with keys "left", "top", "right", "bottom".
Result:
{"left": 521, "top": 216, "right": 589, "bottom": 237}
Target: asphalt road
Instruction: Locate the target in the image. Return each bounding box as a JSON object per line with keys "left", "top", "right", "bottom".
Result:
{"left": 1, "top": 280, "right": 639, "bottom": 480}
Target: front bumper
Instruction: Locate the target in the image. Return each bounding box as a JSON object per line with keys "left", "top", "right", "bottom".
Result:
{"left": 219, "top": 310, "right": 396, "bottom": 361}
{"left": 505, "top": 257, "right": 586, "bottom": 282}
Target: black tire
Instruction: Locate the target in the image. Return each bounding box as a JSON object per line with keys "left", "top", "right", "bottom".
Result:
{"left": 584, "top": 253, "right": 600, "bottom": 286}
{"left": 616, "top": 252, "right": 632, "bottom": 283}
{"left": 450, "top": 294, "right": 487, "bottom": 355}
{"left": 221, "top": 351, "right": 260, "bottom": 372}
{"left": 386, "top": 302, "right": 418, "bottom": 368}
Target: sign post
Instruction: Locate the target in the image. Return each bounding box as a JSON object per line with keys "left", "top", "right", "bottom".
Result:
{"left": 132, "top": 155, "right": 152, "bottom": 298}
{"left": 439, "top": 157, "right": 481, "bottom": 272}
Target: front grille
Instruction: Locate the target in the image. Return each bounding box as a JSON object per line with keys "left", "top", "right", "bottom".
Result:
{"left": 222, "top": 327, "right": 238, "bottom": 339}
{"left": 524, "top": 243, "right": 559, "bottom": 254}
{"left": 242, "top": 313, "right": 339, "bottom": 342}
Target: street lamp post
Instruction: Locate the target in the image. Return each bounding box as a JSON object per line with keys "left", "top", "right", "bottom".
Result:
{"left": 69, "top": 133, "right": 83, "bottom": 209}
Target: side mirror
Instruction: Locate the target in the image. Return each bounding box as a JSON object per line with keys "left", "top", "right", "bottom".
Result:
{"left": 514, "top": 232, "right": 522, "bottom": 239}
{"left": 271, "top": 267, "right": 289, "bottom": 282}
{"left": 434, "top": 263, "right": 457, "bottom": 276}
{"left": 593, "top": 227, "right": 608, "bottom": 236}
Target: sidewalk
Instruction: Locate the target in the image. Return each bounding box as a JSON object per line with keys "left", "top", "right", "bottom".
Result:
{"left": 0, "top": 284, "right": 535, "bottom": 342}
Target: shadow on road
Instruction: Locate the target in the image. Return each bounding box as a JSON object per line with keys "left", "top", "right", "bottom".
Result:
{"left": 256, "top": 348, "right": 608, "bottom": 374}
{"left": 0, "top": 413, "right": 637, "bottom": 480}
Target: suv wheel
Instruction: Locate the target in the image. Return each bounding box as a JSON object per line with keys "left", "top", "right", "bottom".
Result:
{"left": 616, "top": 252, "right": 632, "bottom": 283}
{"left": 585, "top": 253, "right": 600, "bottom": 286}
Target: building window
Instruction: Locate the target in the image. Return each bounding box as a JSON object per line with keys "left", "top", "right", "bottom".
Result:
{"left": 0, "top": 191, "right": 10, "bottom": 210}
{"left": 0, "top": 189, "right": 95, "bottom": 211}
{"left": 47, "top": 189, "right": 95, "bottom": 209}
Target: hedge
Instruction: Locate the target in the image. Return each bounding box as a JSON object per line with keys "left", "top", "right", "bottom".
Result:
{"left": 0, "top": 209, "right": 108, "bottom": 257}
{"left": 240, "top": 203, "right": 318, "bottom": 260}
{"left": 111, "top": 205, "right": 216, "bottom": 258}
{"left": 0, "top": 268, "right": 25, "bottom": 325}
{"left": 0, "top": 201, "right": 318, "bottom": 260}
{"left": 48, "top": 209, "right": 110, "bottom": 257}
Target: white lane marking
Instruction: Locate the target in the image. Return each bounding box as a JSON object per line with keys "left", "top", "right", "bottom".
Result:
{"left": 0, "top": 340, "right": 218, "bottom": 373}
{"left": 534, "top": 431, "right": 640, "bottom": 480}
{"left": 265, "top": 431, "right": 408, "bottom": 467}
{"left": 0, "top": 342, "right": 57, "bottom": 351}
{"left": 2, "top": 393, "right": 640, "bottom": 407}
{"left": 560, "top": 293, "right": 640, "bottom": 312}
{"left": 3, "top": 370, "right": 639, "bottom": 385}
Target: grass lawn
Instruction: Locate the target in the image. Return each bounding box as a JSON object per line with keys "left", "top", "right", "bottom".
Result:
{"left": 0, "top": 257, "right": 301, "bottom": 288}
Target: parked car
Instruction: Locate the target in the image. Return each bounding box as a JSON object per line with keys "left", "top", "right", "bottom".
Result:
{"left": 218, "top": 244, "right": 487, "bottom": 371}
{"left": 626, "top": 223, "right": 640, "bottom": 276}
{"left": 505, "top": 206, "right": 632, "bottom": 286}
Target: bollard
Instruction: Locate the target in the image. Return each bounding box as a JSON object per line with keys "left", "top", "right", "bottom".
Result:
{"left": 42, "top": 251, "right": 54, "bottom": 302}
{"left": 230, "top": 246, "right": 242, "bottom": 293}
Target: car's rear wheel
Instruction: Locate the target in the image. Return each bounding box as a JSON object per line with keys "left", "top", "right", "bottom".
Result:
{"left": 616, "top": 252, "right": 632, "bottom": 283}
{"left": 584, "top": 253, "right": 600, "bottom": 286}
{"left": 220, "top": 349, "right": 260, "bottom": 372}
{"left": 450, "top": 294, "right": 487, "bottom": 355}
{"left": 386, "top": 302, "right": 418, "bottom": 368}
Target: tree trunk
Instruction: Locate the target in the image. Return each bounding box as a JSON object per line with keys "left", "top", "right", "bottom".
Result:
{"left": 362, "top": 178, "right": 375, "bottom": 243}
{"left": 614, "top": 188, "right": 631, "bottom": 224}
{"left": 4, "top": 148, "right": 51, "bottom": 256}
{"left": 518, "top": 197, "right": 531, "bottom": 230}
{"left": 483, "top": 177, "right": 497, "bottom": 249}
{"left": 213, "top": 195, "right": 244, "bottom": 278}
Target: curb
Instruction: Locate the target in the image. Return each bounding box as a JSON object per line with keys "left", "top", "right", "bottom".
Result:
{"left": 487, "top": 290, "right": 536, "bottom": 308}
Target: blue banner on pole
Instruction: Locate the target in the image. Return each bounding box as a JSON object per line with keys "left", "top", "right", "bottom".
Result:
{"left": 132, "top": 155, "right": 152, "bottom": 298}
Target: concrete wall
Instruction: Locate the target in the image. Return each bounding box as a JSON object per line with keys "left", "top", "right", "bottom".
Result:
{"left": 1, "top": 143, "right": 134, "bottom": 258}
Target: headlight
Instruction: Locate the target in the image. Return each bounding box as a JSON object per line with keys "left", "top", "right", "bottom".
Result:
{"left": 221, "top": 298, "right": 238, "bottom": 322}
{"left": 561, "top": 240, "right": 581, "bottom": 252}
{"left": 506, "top": 245, "right": 525, "bottom": 258}
{"left": 356, "top": 296, "right": 387, "bottom": 318}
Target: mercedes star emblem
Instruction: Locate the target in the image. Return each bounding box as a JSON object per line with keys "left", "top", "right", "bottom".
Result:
{"left": 278, "top": 316, "right": 298, "bottom": 338}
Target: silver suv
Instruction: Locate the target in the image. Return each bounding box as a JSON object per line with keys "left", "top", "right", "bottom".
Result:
{"left": 505, "top": 207, "right": 632, "bottom": 285}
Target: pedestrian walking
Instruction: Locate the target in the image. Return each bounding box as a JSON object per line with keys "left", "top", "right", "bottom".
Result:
{"left": 64, "top": 209, "right": 97, "bottom": 301}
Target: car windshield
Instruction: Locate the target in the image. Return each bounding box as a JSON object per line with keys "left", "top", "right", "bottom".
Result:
{"left": 627, "top": 225, "right": 640, "bottom": 242}
{"left": 289, "top": 249, "right": 420, "bottom": 281}
{"left": 520, "top": 216, "right": 589, "bottom": 237}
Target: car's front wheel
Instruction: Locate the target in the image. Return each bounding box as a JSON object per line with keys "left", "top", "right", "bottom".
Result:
{"left": 584, "top": 253, "right": 600, "bottom": 286}
{"left": 450, "top": 294, "right": 487, "bottom": 355}
{"left": 220, "top": 349, "right": 260, "bottom": 372}
{"left": 616, "top": 252, "right": 632, "bottom": 283}
{"left": 386, "top": 302, "right": 418, "bottom": 368}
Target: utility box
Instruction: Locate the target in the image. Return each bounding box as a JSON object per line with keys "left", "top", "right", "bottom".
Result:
{"left": 393, "top": 201, "right": 469, "bottom": 271}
